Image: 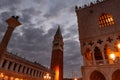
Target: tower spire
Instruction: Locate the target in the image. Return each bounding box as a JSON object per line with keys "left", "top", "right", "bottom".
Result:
{"left": 55, "top": 25, "right": 62, "bottom": 37}
{"left": 53, "top": 26, "right": 63, "bottom": 51}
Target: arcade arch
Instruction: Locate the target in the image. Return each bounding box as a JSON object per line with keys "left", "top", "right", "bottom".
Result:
{"left": 90, "top": 70, "right": 106, "bottom": 80}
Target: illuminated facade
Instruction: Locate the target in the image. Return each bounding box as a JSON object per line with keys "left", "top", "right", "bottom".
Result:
{"left": 76, "top": 0, "right": 120, "bottom": 80}
{"left": 50, "top": 26, "right": 64, "bottom": 80}
{"left": 0, "top": 16, "right": 54, "bottom": 80}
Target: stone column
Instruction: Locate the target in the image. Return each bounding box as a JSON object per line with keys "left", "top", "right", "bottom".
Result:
{"left": 101, "top": 48, "right": 106, "bottom": 64}
{"left": 20, "top": 66, "right": 24, "bottom": 73}
{"left": 31, "top": 69, "right": 34, "bottom": 76}
{"left": 91, "top": 50, "right": 96, "bottom": 65}
{"left": 35, "top": 70, "right": 38, "bottom": 77}
{"left": 27, "top": 68, "right": 30, "bottom": 75}
{"left": 10, "top": 62, "right": 15, "bottom": 71}
{"left": 24, "top": 67, "right": 27, "bottom": 74}
{"left": 0, "top": 59, "right": 4, "bottom": 68}
{"left": 4, "top": 60, "right": 9, "bottom": 70}
{"left": 0, "top": 16, "right": 21, "bottom": 57}
{"left": 15, "top": 64, "right": 19, "bottom": 72}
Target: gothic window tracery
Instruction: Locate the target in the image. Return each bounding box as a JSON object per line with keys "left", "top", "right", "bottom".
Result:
{"left": 94, "top": 47, "right": 103, "bottom": 60}
{"left": 117, "top": 36, "right": 120, "bottom": 40}
{"left": 107, "top": 37, "right": 113, "bottom": 43}
{"left": 85, "top": 48, "right": 93, "bottom": 60}
{"left": 88, "top": 40, "right": 94, "bottom": 46}
{"left": 97, "top": 39, "right": 103, "bottom": 44}
{"left": 98, "top": 13, "right": 114, "bottom": 27}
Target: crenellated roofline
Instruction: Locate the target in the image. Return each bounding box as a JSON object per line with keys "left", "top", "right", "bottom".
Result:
{"left": 75, "top": 0, "right": 108, "bottom": 11}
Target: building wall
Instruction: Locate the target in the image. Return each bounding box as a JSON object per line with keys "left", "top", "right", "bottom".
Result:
{"left": 0, "top": 52, "right": 54, "bottom": 80}
{"left": 76, "top": 0, "right": 120, "bottom": 80}
{"left": 76, "top": 0, "right": 120, "bottom": 42}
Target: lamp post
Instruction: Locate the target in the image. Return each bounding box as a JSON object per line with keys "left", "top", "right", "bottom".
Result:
{"left": 44, "top": 73, "right": 51, "bottom": 80}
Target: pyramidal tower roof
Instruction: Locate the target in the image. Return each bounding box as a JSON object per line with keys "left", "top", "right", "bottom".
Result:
{"left": 55, "top": 25, "right": 62, "bottom": 37}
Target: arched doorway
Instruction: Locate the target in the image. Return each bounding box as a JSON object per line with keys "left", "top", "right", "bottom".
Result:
{"left": 112, "top": 69, "right": 120, "bottom": 80}
{"left": 90, "top": 71, "right": 106, "bottom": 80}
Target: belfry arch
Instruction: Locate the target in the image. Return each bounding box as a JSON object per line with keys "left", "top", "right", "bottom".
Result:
{"left": 90, "top": 70, "right": 106, "bottom": 80}
{"left": 112, "top": 69, "right": 120, "bottom": 80}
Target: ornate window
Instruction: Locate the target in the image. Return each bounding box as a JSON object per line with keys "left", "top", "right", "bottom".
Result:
{"left": 94, "top": 47, "right": 103, "bottom": 60}
{"left": 85, "top": 48, "right": 93, "bottom": 60}
{"left": 98, "top": 13, "right": 114, "bottom": 27}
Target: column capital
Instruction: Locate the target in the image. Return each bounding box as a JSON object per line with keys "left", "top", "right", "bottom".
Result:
{"left": 6, "top": 16, "right": 21, "bottom": 28}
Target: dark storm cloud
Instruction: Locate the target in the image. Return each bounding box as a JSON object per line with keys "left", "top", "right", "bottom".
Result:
{"left": 0, "top": 0, "right": 21, "bottom": 9}
{"left": 20, "top": 7, "right": 42, "bottom": 24}
{"left": 8, "top": 25, "right": 58, "bottom": 66}
{"left": 64, "top": 40, "right": 81, "bottom": 64}
{"left": 32, "top": 0, "right": 42, "bottom": 3}
{"left": 43, "top": 0, "right": 66, "bottom": 18}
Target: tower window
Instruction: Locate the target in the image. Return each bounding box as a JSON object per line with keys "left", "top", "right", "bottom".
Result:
{"left": 98, "top": 13, "right": 114, "bottom": 28}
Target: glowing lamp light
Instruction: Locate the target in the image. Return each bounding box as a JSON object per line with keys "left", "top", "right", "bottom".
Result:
{"left": 0, "top": 73, "right": 4, "bottom": 78}
{"left": 10, "top": 77, "right": 14, "bottom": 80}
{"left": 117, "top": 43, "right": 120, "bottom": 48}
{"left": 15, "top": 78, "right": 19, "bottom": 80}
{"left": 110, "top": 53, "right": 115, "bottom": 60}
{"left": 44, "top": 73, "right": 51, "bottom": 80}
{"left": 5, "top": 76, "right": 8, "bottom": 79}
{"left": 74, "top": 78, "right": 78, "bottom": 80}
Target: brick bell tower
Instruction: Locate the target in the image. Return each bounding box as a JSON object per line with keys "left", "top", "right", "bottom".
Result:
{"left": 50, "top": 26, "right": 64, "bottom": 80}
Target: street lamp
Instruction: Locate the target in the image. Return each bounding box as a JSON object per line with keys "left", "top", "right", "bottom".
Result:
{"left": 44, "top": 73, "right": 51, "bottom": 80}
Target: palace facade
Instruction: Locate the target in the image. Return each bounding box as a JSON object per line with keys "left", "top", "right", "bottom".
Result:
{"left": 76, "top": 0, "right": 120, "bottom": 80}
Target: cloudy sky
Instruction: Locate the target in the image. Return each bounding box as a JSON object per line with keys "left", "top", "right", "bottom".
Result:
{"left": 0, "top": 0, "right": 96, "bottom": 78}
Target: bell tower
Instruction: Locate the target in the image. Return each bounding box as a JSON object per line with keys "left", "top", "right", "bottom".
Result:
{"left": 50, "top": 26, "right": 64, "bottom": 80}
